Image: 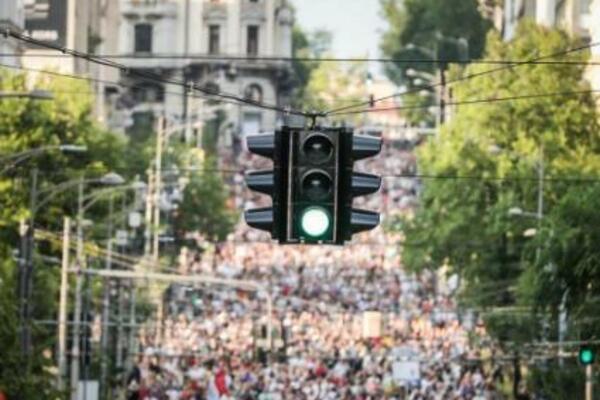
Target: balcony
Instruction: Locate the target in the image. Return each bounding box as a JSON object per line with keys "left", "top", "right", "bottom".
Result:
{"left": 203, "top": 0, "right": 227, "bottom": 20}
{"left": 122, "top": 0, "right": 177, "bottom": 20}
{"left": 241, "top": 0, "right": 267, "bottom": 21}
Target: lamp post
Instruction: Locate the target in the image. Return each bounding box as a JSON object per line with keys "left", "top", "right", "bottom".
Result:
{"left": 404, "top": 35, "right": 469, "bottom": 126}
{"left": 17, "top": 144, "right": 87, "bottom": 375}
{"left": 503, "top": 146, "right": 567, "bottom": 364}
{"left": 17, "top": 171, "right": 121, "bottom": 392}
{"left": 93, "top": 180, "right": 146, "bottom": 399}
{"left": 70, "top": 172, "right": 125, "bottom": 400}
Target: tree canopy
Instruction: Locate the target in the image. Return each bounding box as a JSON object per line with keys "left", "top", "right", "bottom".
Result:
{"left": 396, "top": 21, "right": 600, "bottom": 343}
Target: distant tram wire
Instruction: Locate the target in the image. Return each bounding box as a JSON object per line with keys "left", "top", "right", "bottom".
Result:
{"left": 332, "top": 88, "right": 600, "bottom": 116}
{"left": 0, "top": 61, "right": 257, "bottom": 108}
{"left": 1, "top": 62, "right": 598, "bottom": 120}
{"left": 325, "top": 40, "right": 600, "bottom": 116}
{"left": 1, "top": 52, "right": 599, "bottom": 66}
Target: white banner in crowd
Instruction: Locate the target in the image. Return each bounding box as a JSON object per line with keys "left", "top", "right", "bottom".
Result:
{"left": 393, "top": 361, "right": 421, "bottom": 383}
{"left": 362, "top": 311, "right": 382, "bottom": 338}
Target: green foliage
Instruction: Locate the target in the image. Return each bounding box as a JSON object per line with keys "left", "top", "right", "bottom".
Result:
{"left": 291, "top": 27, "right": 320, "bottom": 108}
{"left": 380, "top": 0, "right": 491, "bottom": 81}
{"left": 379, "top": 0, "right": 491, "bottom": 124}
{"left": 0, "top": 70, "right": 138, "bottom": 396}
{"left": 395, "top": 22, "right": 600, "bottom": 349}
{"left": 301, "top": 60, "right": 368, "bottom": 120}
{"left": 528, "top": 362, "right": 600, "bottom": 399}
{"left": 175, "top": 159, "right": 237, "bottom": 242}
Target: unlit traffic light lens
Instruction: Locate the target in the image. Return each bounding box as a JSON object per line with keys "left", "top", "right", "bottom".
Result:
{"left": 302, "top": 171, "right": 332, "bottom": 201}
{"left": 303, "top": 135, "right": 333, "bottom": 164}
{"left": 300, "top": 207, "right": 331, "bottom": 238}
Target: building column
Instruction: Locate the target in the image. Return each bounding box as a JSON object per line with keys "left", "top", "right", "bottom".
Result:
{"left": 536, "top": 0, "right": 556, "bottom": 27}
{"left": 590, "top": 0, "right": 600, "bottom": 110}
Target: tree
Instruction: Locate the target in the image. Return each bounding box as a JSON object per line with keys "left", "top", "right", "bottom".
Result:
{"left": 393, "top": 22, "right": 600, "bottom": 394}
{"left": 380, "top": 0, "right": 491, "bottom": 82}
{"left": 174, "top": 159, "right": 237, "bottom": 243}
{"left": 291, "top": 27, "right": 332, "bottom": 109}
{"left": 0, "top": 70, "right": 137, "bottom": 397}
{"left": 301, "top": 60, "right": 369, "bottom": 123}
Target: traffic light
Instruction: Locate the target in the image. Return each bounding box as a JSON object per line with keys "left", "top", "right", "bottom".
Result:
{"left": 579, "top": 346, "right": 596, "bottom": 365}
{"left": 244, "top": 126, "right": 382, "bottom": 245}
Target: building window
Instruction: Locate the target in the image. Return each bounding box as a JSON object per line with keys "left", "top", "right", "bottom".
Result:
{"left": 134, "top": 23, "right": 153, "bottom": 53}
{"left": 244, "top": 84, "right": 263, "bottom": 103}
{"left": 132, "top": 83, "right": 164, "bottom": 103}
{"left": 208, "top": 25, "right": 220, "bottom": 54}
{"left": 581, "top": 0, "right": 592, "bottom": 13}
{"left": 247, "top": 25, "right": 259, "bottom": 56}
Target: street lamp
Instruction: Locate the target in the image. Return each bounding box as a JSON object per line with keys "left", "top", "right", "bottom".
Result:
{"left": 69, "top": 173, "right": 125, "bottom": 399}
{"left": 406, "top": 68, "right": 436, "bottom": 80}
{"left": 508, "top": 207, "right": 540, "bottom": 219}
{"left": 0, "top": 89, "right": 54, "bottom": 100}
{"left": 0, "top": 144, "right": 87, "bottom": 175}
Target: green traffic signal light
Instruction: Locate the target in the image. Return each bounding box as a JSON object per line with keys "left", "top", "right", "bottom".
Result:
{"left": 300, "top": 207, "right": 331, "bottom": 238}
{"left": 579, "top": 346, "right": 595, "bottom": 365}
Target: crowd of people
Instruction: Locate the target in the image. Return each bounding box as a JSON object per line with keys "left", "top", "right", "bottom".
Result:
{"left": 124, "top": 132, "right": 504, "bottom": 399}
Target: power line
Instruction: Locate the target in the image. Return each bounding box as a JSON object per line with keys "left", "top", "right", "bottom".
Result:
{"left": 9, "top": 163, "right": 600, "bottom": 184}
{"left": 382, "top": 173, "right": 600, "bottom": 183}
{"left": 325, "top": 41, "right": 600, "bottom": 116}
{"left": 4, "top": 30, "right": 311, "bottom": 118}
{"left": 333, "top": 88, "right": 600, "bottom": 115}
{"left": 3, "top": 52, "right": 599, "bottom": 66}
{"left": 8, "top": 61, "right": 596, "bottom": 118}
{"left": 0, "top": 62, "right": 255, "bottom": 109}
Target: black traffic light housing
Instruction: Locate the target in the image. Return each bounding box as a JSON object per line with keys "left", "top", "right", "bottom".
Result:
{"left": 244, "top": 126, "right": 382, "bottom": 245}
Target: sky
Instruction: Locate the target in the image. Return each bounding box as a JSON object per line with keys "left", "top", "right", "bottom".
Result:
{"left": 292, "top": 0, "right": 386, "bottom": 60}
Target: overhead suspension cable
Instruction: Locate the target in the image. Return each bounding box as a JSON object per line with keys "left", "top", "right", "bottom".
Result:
{"left": 332, "top": 88, "right": 600, "bottom": 116}
{"left": 0, "top": 62, "right": 258, "bottom": 109}
{"left": 2, "top": 61, "right": 599, "bottom": 122}
{"left": 2, "top": 53, "right": 599, "bottom": 66}
{"left": 4, "top": 30, "right": 314, "bottom": 118}
{"left": 325, "top": 41, "right": 600, "bottom": 116}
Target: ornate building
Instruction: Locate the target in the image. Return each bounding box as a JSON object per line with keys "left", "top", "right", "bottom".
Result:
{"left": 108, "top": 0, "right": 295, "bottom": 146}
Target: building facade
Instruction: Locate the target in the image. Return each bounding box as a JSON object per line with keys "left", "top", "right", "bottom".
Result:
{"left": 106, "top": 0, "right": 295, "bottom": 146}
{"left": 0, "top": 0, "right": 25, "bottom": 67}
{"left": 484, "top": 0, "right": 600, "bottom": 107}
{"left": 496, "top": 0, "right": 595, "bottom": 40}
{"left": 20, "top": 0, "right": 96, "bottom": 74}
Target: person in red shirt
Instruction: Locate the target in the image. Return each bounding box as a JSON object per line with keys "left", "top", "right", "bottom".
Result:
{"left": 215, "top": 365, "right": 230, "bottom": 396}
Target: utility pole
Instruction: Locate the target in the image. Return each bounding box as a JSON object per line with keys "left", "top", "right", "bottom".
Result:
{"left": 153, "top": 116, "right": 165, "bottom": 265}
{"left": 57, "top": 217, "right": 71, "bottom": 391}
{"left": 100, "top": 194, "right": 114, "bottom": 398}
{"left": 70, "top": 177, "right": 85, "bottom": 400}
{"left": 144, "top": 168, "right": 154, "bottom": 258}
{"left": 438, "top": 68, "right": 446, "bottom": 126}
{"left": 586, "top": 364, "right": 593, "bottom": 400}
{"left": 126, "top": 281, "right": 137, "bottom": 377}
{"left": 116, "top": 196, "right": 127, "bottom": 371}
{"left": 19, "top": 168, "right": 38, "bottom": 371}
